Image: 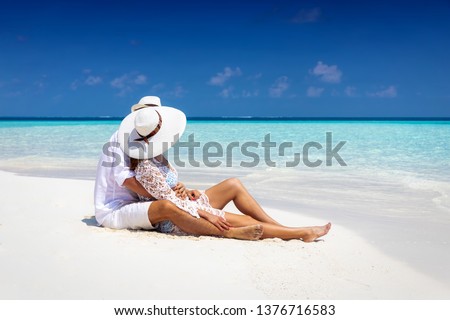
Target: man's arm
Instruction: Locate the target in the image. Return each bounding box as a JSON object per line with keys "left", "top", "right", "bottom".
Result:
{"left": 122, "top": 177, "right": 153, "bottom": 198}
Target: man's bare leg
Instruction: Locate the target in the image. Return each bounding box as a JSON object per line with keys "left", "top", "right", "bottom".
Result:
{"left": 148, "top": 200, "right": 263, "bottom": 240}
{"left": 205, "top": 178, "right": 282, "bottom": 225}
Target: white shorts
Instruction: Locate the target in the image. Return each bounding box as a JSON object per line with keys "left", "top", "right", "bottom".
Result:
{"left": 101, "top": 201, "right": 154, "bottom": 230}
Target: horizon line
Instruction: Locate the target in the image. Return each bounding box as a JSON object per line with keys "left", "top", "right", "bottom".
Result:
{"left": 1, "top": 116, "right": 450, "bottom": 121}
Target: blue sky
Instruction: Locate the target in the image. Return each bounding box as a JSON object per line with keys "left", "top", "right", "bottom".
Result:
{"left": 1, "top": 0, "right": 449, "bottom": 117}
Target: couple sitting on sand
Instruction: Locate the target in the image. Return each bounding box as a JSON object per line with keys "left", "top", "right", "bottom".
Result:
{"left": 94, "top": 96, "right": 331, "bottom": 241}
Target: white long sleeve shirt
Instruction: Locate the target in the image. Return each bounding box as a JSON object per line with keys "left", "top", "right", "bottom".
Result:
{"left": 94, "top": 131, "right": 138, "bottom": 225}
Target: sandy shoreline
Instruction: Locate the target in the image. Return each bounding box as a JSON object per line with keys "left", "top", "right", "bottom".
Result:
{"left": 0, "top": 170, "right": 449, "bottom": 299}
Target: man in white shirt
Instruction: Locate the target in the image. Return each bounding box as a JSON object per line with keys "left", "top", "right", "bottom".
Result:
{"left": 94, "top": 129, "right": 155, "bottom": 229}
{"left": 94, "top": 97, "right": 261, "bottom": 240}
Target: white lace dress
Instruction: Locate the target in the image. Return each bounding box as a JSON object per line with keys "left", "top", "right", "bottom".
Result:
{"left": 135, "top": 158, "right": 225, "bottom": 223}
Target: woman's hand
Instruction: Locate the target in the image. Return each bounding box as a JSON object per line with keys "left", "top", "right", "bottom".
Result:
{"left": 172, "top": 182, "right": 188, "bottom": 199}
{"left": 187, "top": 189, "right": 201, "bottom": 201}
{"left": 198, "top": 209, "right": 231, "bottom": 231}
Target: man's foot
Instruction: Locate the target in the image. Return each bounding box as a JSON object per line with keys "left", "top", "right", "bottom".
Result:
{"left": 302, "top": 223, "right": 332, "bottom": 242}
{"left": 226, "top": 225, "right": 263, "bottom": 241}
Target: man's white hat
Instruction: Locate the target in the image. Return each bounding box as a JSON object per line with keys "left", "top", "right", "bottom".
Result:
{"left": 131, "top": 96, "right": 162, "bottom": 112}
{"left": 118, "top": 106, "right": 186, "bottom": 159}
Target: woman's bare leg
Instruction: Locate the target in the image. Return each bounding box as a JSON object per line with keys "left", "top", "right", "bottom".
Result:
{"left": 205, "top": 178, "right": 282, "bottom": 225}
{"left": 224, "top": 212, "right": 331, "bottom": 242}
{"left": 148, "top": 200, "right": 263, "bottom": 241}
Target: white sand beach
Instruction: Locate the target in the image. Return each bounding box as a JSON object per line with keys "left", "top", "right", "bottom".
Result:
{"left": 1, "top": 170, "right": 449, "bottom": 299}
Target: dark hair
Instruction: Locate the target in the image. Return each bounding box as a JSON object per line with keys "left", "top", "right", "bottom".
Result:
{"left": 130, "top": 157, "right": 140, "bottom": 170}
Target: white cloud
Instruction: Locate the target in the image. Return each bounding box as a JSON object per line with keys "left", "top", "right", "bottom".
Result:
{"left": 292, "top": 7, "right": 321, "bottom": 23}
{"left": 85, "top": 76, "right": 102, "bottom": 86}
{"left": 70, "top": 80, "right": 80, "bottom": 90}
{"left": 134, "top": 74, "right": 147, "bottom": 85}
{"left": 368, "top": 85, "right": 397, "bottom": 98}
{"left": 344, "top": 86, "right": 357, "bottom": 97}
{"left": 209, "top": 67, "right": 242, "bottom": 86}
{"left": 111, "top": 75, "right": 128, "bottom": 89}
{"left": 149, "top": 83, "right": 187, "bottom": 98}
{"left": 71, "top": 70, "right": 102, "bottom": 90}
{"left": 220, "top": 86, "right": 234, "bottom": 98}
{"left": 110, "top": 73, "right": 147, "bottom": 96}
{"left": 269, "top": 76, "right": 289, "bottom": 97}
{"left": 311, "top": 61, "right": 342, "bottom": 83}
{"left": 307, "top": 86, "right": 324, "bottom": 97}
{"left": 111, "top": 73, "right": 147, "bottom": 88}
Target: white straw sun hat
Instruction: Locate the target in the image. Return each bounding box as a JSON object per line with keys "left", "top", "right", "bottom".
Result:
{"left": 131, "top": 96, "right": 162, "bottom": 112}
{"left": 118, "top": 107, "right": 186, "bottom": 159}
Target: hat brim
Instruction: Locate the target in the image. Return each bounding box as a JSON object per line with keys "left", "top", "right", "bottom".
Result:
{"left": 118, "top": 107, "right": 186, "bottom": 159}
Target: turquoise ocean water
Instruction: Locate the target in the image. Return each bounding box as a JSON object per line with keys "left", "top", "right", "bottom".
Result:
{"left": 1, "top": 118, "right": 450, "bottom": 284}
{"left": 1, "top": 118, "right": 449, "bottom": 179}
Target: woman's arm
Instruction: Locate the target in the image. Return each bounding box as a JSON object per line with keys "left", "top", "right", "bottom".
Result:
{"left": 197, "top": 209, "right": 231, "bottom": 231}
{"left": 122, "top": 177, "right": 153, "bottom": 198}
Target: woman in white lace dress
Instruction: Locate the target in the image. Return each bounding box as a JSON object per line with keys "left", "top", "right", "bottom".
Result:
{"left": 131, "top": 155, "right": 229, "bottom": 234}
{"left": 131, "top": 155, "right": 331, "bottom": 242}
{"left": 120, "top": 104, "right": 331, "bottom": 242}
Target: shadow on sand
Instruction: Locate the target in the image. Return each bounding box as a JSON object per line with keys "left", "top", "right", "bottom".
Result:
{"left": 81, "top": 216, "right": 98, "bottom": 227}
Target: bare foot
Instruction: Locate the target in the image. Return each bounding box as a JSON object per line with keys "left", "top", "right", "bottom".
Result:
{"left": 225, "top": 225, "right": 263, "bottom": 241}
{"left": 302, "top": 223, "right": 332, "bottom": 242}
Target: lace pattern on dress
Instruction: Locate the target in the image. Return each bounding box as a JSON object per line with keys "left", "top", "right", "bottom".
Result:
{"left": 135, "top": 158, "right": 225, "bottom": 220}
{"left": 135, "top": 159, "right": 200, "bottom": 218}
